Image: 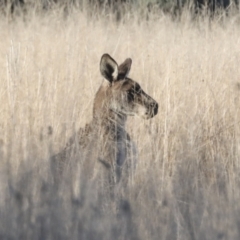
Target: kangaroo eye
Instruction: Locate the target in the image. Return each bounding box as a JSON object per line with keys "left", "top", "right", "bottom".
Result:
{"left": 126, "top": 90, "right": 134, "bottom": 100}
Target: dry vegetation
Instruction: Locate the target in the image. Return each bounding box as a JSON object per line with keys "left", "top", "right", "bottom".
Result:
{"left": 1, "top": 7, "right": 240, "bottom": 240}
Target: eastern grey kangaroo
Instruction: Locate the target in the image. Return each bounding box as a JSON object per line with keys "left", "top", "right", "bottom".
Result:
{"left": 52, "top": 54, "right": 158, "bottom": 193}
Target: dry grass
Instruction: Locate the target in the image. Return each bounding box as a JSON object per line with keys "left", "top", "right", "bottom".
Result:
{"left": 1, "top": 8, "right": 240, "bottom": 240}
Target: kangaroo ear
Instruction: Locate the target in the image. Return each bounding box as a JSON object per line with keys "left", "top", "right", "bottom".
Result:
{"left": 100, "top": 54, "right": 118, "bottom": 83}
{"left": 118, "top": 58, "right": 132, "bottom": 80}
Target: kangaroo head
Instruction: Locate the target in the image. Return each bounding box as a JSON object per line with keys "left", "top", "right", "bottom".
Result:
{"left": 93, "top": 54, "right": 158, "bottom": 120}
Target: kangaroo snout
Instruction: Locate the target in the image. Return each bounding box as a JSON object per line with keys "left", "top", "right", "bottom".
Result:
{"left": 145, "top": 101, "right": 158, "bottom": 119}
{"left": 149, "top": 102, "right": 158, "bottom": 118}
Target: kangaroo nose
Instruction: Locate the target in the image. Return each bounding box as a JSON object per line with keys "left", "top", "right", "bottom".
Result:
{"left": 150, "top": 102, "right": 158, "bottom": 116}
{"left": 154, "top": 102, "right": 158, "bottom": 115}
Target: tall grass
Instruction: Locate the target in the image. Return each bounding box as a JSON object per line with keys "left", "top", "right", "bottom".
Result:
{"left": 1, "top": 7, "right": 240, "bottom": 240}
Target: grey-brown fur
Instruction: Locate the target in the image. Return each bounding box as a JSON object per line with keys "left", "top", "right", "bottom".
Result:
{"left": 52, "top": 54, "right": 158, "bottom": 188}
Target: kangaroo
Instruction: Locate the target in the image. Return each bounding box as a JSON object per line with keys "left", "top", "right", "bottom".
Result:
{"left": 52, "top": 54, "right": 158, "bottom": 191}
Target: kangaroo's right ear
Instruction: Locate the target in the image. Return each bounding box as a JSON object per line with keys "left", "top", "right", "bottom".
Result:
{"left": 118, "top": 58, "right": 132, "bottom": 80}
{"left": 100, "top": 54, "right": 118, "bottom": 83}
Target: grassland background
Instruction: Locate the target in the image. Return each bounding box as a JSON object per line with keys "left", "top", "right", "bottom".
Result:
{"left": 1, "top": 5, "right": 240, "bottom": 240}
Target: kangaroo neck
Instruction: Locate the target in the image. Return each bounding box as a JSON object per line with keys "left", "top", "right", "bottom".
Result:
{"left": 93, "top": 109, "right": 127, "bottom": 133}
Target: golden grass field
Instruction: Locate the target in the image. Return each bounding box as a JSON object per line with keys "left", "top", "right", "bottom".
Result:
{"left": 1, "top": 7, "right": 240, "bottom": 239}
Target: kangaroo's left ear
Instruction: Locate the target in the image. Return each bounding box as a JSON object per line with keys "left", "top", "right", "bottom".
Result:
{"left": 100, "top": 54, "right": 118, "bottom": 83}
{"left": 117, "top": 58, "right": 132, "bottom": 80}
